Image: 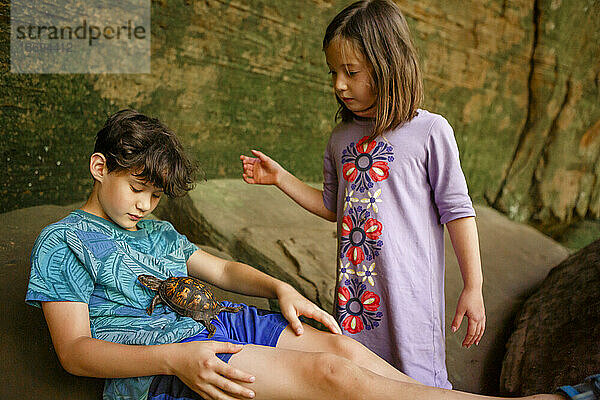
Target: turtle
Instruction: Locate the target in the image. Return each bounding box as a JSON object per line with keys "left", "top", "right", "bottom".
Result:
{"left": 137, "top": 274, "right": 243, "bottom": 338}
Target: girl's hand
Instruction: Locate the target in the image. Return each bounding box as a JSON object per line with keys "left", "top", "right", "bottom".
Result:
{"left": 451, "top": 287, "right": 486, "bottom": 348}
{"left": 240, "top": 150, "right": 285, "bottom": 185}
{"left": 276, "top": 283, "right": 342, "bottom": 335}
{"left": 169, "top": 341, "right": 256, "bottom": 400}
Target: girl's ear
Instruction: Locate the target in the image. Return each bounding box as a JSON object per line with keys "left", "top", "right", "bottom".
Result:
{"left": 89, "top": 153, "right": 107, "bottom": 182}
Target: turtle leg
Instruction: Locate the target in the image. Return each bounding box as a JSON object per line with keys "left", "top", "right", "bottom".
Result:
{"left": 204, "top": 321, "right": 217, "bottom": 338}
{"left": 146, "top": 295, "right": 162, "bottom": 316}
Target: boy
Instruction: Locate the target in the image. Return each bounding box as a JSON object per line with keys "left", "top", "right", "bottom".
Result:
{"left": 25, "top": 110, "right": 583, "bottom": 400}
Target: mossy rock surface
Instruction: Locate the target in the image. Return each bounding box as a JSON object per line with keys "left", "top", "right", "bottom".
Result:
{"left": 2, "top": 0, "right": 599, "bottom": 244}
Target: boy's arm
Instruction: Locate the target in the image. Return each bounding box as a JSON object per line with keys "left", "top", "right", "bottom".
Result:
{"left": 240, "top": 150, "right": 337, "bottom": 222}
{"left": 187, "top": 250, "right": 341, "bottom": 335}
{"left": 41, "top": 301, "right": 256, "bottom": 399}
{"left": 446, "top": 216, "right": 486, "bottom": 348}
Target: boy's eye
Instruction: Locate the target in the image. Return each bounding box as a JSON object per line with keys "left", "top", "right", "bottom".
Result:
{"left": 130, "top": 185, "right": 142, "bottom": 193}
{"left": 152, "top": 193, "right": 162, "bottom": 199}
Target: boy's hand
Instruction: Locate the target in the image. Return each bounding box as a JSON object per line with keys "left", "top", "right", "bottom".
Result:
{"left": 451, "top": 287, "right": 486, "bottom": 348}
{"left": 240, "top": 150, "right": 284, "bottom": 186}
{"left": 276, "top": 283, "right": 342, "bottom": 336}
{"left": 171, "top": 341, "right": 256, "bottom": 400}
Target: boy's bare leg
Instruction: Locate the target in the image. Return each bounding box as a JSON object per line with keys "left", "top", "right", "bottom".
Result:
{"left": 276, "top": 323, "right": 421, "bottom": 384}
{"left": 228, "top": 344, "right": 562, "bottom": 400}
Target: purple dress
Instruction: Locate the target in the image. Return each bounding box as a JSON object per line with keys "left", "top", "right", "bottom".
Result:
{"left": 322, "top": 109, "right": 475, "bottom": 388}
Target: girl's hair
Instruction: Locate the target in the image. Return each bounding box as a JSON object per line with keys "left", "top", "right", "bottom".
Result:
{"left": 323, "top": 0, "right": 423, "bottom": 139}
{"left": 94, "top": 109, "right": 200, "bottom": 198}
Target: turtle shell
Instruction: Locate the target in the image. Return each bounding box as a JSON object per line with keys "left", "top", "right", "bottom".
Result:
{"left": 158, "top": 276, "right": 221, "bottom": 320}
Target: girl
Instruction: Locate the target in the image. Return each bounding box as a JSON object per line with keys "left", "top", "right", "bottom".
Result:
{"left": 240, "top": 0, "right": 485, "bottom": 388}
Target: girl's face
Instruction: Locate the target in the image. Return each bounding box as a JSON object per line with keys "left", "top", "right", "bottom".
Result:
{"left": 325, "top": 39, "right": 377, "bottom": 118}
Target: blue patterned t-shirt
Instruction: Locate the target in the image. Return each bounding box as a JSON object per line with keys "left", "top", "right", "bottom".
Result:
{"left": 26, "top": 209, "right": 203, "bottom": 399}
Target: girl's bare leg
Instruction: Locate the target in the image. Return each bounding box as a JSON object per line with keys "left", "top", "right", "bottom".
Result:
{"left": 276, "top": 323, "right": 421, "bottom": 384}
{"left": 228, "top": 344, "right": 561, "bottom": 400}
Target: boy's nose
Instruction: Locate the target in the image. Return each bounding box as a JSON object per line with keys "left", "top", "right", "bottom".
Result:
{"left": 137, "top": 194, "right": 151, "bottom": 211}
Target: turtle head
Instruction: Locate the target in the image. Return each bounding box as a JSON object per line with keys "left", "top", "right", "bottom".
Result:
{"left": 137, "top": 274, "right": 162, "bottom": 291}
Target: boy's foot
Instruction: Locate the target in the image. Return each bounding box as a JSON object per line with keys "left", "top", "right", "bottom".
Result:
{"left": 556, "top": 374, "right": 600, "bottom": 399}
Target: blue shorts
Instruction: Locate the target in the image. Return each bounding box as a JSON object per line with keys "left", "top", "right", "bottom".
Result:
{"left": 147, "top": 301, "right": 288, "bottom": 400}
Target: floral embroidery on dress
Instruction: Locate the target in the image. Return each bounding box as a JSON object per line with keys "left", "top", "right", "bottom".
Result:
{"left": 337, "top": 278, "right": 383, "bottom": 334}
{"left": 338, "top": 259, "right": 356, "bottom": 282}
{"left": 341, "top": 136, "right": 394, "bottom": 193}
{"left": 343, "top": 187, "right": 360, "bottom": 212}
{"left": 356, "top": 262, "right": 378, "bottom": 286}
{"left": 340, "top": 207, "right": 383, "bottom": 265}
{"left": 359, "top": 189, "right": 382, "bottom": 213}
{"left": 336, "top": 136, "right": 394, "bottom": 334}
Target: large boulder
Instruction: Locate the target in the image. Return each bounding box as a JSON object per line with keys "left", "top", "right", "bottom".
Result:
{"left": 0, "top": 203, "right": 268, "bottom": 400}
{"left": 500, "top": 239, "right": 600, "bottom": 395}
{"left": 155, "top": 179, "right": 570, "bottom": 394}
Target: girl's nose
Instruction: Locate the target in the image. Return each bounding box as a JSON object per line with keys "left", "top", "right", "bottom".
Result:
{"left": 335, "top": 75, "right": 348, "bottom": 92}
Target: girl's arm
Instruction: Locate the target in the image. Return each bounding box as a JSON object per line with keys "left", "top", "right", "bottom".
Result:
{"left": 445, "top": 216, "right": 486, "bottom": 348}
{"left": 186, "top": 249, "right": 341, "bottom": 335}
{"left": 41, "top": 301, "right": 256, "bottom": 400}
{"left": 240, "top": 150, "right": 337, "bottom": 222}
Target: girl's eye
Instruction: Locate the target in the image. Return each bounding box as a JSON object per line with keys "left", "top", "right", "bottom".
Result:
{"left": 328, "top": 70, "right": 336, "bottom": 76}
{"left": 348, "top": 71, "right": 359, "bottom": 76}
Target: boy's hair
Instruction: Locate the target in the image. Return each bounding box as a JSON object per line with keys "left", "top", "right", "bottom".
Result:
{"left": 94, "top": 109, "right": 199, "bottom": 198}
{"left": 323, "top": 0, "right": 423, "bottom": 140}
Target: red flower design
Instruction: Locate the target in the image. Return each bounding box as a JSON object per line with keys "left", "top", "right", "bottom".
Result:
{"left": 364, "top": 219, "right": 383, "bottom": 240}
{"left": 337, "top": 281, "right": 382, "bottom": 335}
{"left": 342, "top": 315, "right": 364, "bottom": 334}
{"left": 346, "top": 245, "right": 365, "bottom": 265}
{"left": 342, "top": 162, "right": 358, "bottom": 182}
{"left": 337, "top": 286, "right": 351, "bottom": 306}
{"left": 356, "top": 136, "right": 377, "bottom": 154}
{"left": 341, "top": 137, "right": 394, "bottom": 191}
{"left": 341, "top": 216, "right": 353, "bottom": 236}
{"left": 360, "top": 291, "right": 381, "bottom": 312}
{"left": 368, "top": 161, "right": 389, "bottom": 182}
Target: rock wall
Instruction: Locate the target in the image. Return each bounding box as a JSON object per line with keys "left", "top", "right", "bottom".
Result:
{"left": 2, "top": 0, "right": 599, "bottom": 239}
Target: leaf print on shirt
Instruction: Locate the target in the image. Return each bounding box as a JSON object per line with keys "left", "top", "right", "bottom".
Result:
{"left": 341, "top": 136, "right": 394, "bottom": 193}
{"left": 337, "top": 278, "right": 383, "bottom": 334}
{"left": 340, "top": 207, "right": 383, "bottom": 265}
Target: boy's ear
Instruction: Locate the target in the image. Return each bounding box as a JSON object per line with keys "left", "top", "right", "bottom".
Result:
{"left": 89, "top": 153, "right": 107, "bottom": 182}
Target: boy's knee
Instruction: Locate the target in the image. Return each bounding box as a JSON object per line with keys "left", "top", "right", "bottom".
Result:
{"left": 329, "top": 334, "right": 363, "bottom": 363}
{"left": 309, "top": 352, "right": 354, "bottom": 389}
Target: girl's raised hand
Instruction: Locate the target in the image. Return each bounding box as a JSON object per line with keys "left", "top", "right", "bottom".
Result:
{"left": 240, "top": 150, "right": 284, "bottom": 185}
{"left": 170, "top": 341, "right": 256, "bottom": 400}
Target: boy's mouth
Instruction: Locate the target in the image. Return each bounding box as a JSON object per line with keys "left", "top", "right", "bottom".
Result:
{"left": 128, "top": 213, "right": 142, "bottom": 221}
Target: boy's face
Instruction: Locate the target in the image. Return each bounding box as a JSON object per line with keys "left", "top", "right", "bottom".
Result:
{"left": 96, "top": 170, "right": 163, "bottom": 231}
